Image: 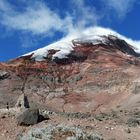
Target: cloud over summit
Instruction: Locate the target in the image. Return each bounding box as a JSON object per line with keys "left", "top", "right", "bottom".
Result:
{"left": 0, "top": 0, "right": 99, "bottom": 36}
{"left": 0, "top": 1, "right": 68, "bottom": 35}
{"left": 0, "top": 0, "right": 138, "bottom": 36}
{"left": 0, "top": 0, "right": 139, "bottom": 50}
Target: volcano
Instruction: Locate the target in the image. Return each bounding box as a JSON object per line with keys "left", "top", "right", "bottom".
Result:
{"left": 0, "top": 28, "right": 140, "bottom": 139}
{"left": 1, "top": 29, "right": 140, "bottom": 112}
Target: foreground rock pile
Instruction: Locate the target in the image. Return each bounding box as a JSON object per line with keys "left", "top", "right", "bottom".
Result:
{"left": 0, "top": 94, "right": 49, "bottom": 126}
{"left": 16, "top": 124, "right": 103, "bottom": 140}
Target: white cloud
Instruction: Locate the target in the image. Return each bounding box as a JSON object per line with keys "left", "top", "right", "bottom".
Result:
{"left": 0, "top": 0, "right": 99, "bottom": 36}
{"left": 71, "top": 0, "right": 99, "bottom": 28}
{"left": 0, "top": 0, "right": 11, "bottom": 12}
{"left": 2, "top": 0, "right": 135, "bottom": 37}
{"left": 0, "top": 1, "right": 72, "bottom": 35}
{"left": 101, "top": 0, "right": 137, "bottom": 18}
{"left": 0, "top": 0, "right": 138, "bottom": 35}
{"left": 0, "top": 0, "right": 140, "bottom": 52}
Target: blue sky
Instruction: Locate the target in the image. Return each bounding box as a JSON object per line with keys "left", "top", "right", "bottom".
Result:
{"left": 0, "top": 0, "right": 140, "bottom": 62}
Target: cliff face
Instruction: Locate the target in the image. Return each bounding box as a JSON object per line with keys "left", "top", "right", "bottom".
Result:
{"left": 0, "top": 35, "right": 140, "bottom": 114}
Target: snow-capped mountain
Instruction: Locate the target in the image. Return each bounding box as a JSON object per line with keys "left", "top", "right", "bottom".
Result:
{"left": 0, "top": 27, "right": 140, "bottom": 131}
{"left": 23, "top": 27, "right": 140, "bottom": 61}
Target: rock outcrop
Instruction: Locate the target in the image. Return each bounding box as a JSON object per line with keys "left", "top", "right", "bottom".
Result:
{"left": 0, "top": 94, "right": 30, "bottom": 117}
{"left": 15, "top": 94, "right": 30, "bottom": 109}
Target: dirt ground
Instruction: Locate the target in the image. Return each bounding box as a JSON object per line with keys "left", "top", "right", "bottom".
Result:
{"left": 0, "top": 108, "right": 140, "bottom": 140}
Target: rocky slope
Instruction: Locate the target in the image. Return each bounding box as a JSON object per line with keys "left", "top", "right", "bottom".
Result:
{"left": 0, "top": 34, "right": 140, "bottom": 112}
{"left": 0, "top": 32, "right": 140, "bottom": 140}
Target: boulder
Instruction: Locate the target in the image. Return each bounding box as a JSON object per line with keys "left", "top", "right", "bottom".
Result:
{"left": 0, "top": 70, "right": 9, "bottom": 80}
{"left": 16, "top": 108, "right": 39, "bottom": 125}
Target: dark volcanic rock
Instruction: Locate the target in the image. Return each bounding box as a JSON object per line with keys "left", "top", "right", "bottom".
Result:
{"left": 16, "top": 108, "right": 39, "bottom": 126}
{"left": 105, "top": 35, "right": 139, "bottom": 57}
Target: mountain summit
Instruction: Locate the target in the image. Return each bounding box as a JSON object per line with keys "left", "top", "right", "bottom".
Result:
{"left": 22, "top": 35, "right": 140, "bottom": 63}
{"left": 22, "top": 27, "right": 140, "bottom": 61}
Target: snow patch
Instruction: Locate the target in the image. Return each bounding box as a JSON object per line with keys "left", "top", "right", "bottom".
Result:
{"left": 24, "top": 41, "right": 74, "bottom": 61}
{"left": 73, "top": 35, "right": 107, "bottom": 45}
